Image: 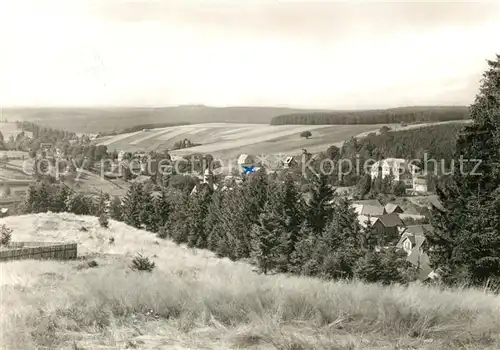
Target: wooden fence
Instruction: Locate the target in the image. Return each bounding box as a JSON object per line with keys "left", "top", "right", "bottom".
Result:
{"left": 0, "top": 242, "right": 77, "bottom": 262}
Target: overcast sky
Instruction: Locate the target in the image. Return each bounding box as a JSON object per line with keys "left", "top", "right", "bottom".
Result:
{"left": 0, "top": 0, "right": 499, "bottom": 109}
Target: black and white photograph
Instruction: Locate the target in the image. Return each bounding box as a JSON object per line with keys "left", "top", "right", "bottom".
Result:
{"left": 1, "top": 1, "right": 500, "bottom": 349}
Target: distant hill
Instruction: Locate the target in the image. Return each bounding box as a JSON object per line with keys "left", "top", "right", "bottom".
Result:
{"left": 0, "top": 106, "right": 327, "bottom": 133}
{"left": 1, "top": 105, "right": 470, "bottom": 133}
{"left": 270, "top": 106, "right": 470, "bottom": 125}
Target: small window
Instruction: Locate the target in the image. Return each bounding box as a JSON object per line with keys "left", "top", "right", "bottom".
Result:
{"left": 403, "top": 240, "right": 412, "bottom": 251}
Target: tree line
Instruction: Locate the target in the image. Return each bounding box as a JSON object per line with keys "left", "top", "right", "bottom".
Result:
{"left": 21, "top": 172, "right": 418, "bottom": 285}
{"left": 270, "top": 106, "right": 470, "bottom": 125}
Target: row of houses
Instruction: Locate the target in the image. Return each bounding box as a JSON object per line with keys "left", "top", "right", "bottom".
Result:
{"left": 351, "top": 198, "right": 436, "bottom": 281}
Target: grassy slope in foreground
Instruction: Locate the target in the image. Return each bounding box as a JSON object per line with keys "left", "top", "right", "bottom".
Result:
{"left": 1, "top": 213, "right": 500, "bottom": 349}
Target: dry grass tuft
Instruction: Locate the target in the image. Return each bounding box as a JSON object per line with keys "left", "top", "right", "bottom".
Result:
{"left": 1, "top": 213, "right": 500, "bottom": 349}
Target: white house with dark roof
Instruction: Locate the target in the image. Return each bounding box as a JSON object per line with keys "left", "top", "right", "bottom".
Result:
{"left": 396, "top": 224, "right": 438, "bottom": 281}
{"left": 371, "top": 158, "right": 420, "bottom": 186}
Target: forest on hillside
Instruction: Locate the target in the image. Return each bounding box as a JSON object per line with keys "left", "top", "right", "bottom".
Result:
{"left": 270, "top": 106, "right": 470, "bottom": 125}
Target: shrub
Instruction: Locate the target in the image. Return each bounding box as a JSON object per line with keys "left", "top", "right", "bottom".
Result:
{"left": 98, "top": 212, "right": 109, "bottom": 228}
{"left": 129, "top": 254, "right": 156, "bottom": 272}
{"left": 0, "top": 224, "right": 12, "bottom": 246}
{"left": 300, "top": 130, "right": 312, "bottom": 139}
{"left": 157, "top": 225, "right": 168, "bottom": 239}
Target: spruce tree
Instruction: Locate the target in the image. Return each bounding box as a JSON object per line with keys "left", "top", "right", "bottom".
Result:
{"left": 139, "top": 185, "right": 160, "bottom": 232}
{"left": 96, "top": 192, "right": 110, "bottom": 228}
{"left": 154, "top": 189, "right": 171, "bottom": 228}
{"left": 122, "top": 183, "right": 145, "bottom": 228}
{"left": 289, "top": 223, "right": 319, "bottom": 276}
{"left": 268, "top": 174, "right": 306, "bottom": 272}
{"left": 167, "top": 193, "right": 191, "bottom": 244}
{"left": 304, "top": 174, "right": 334, "bottom": 236}
{"left": 250, "top": 202, "right": 285, "bottom": 274}
{"left": 426, "top": 55, "right": 500, "bottom": 285}
{"left": 206, "top": 190, "right": 225, "bottom": 252}
{"left": 109, "top": 196, "right": 123, "bottom": 221}
{"left": 355, "top": 173, "right": 372, "bottom": 199}
{"left": 315, "top": 197, "right": 363, "bottom": 280}
{"left": 187, "top": 184, "right": 212, "bottom": 249}
{"left": 48, "top": 184, "right": 70, "bottom": 212}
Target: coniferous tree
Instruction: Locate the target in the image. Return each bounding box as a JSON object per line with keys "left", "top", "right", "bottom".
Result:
{"left": 267, "top": 174, "right": 306, "bottom": 272}
{"left": 250, "top": 202, "right": 285, "bottom": 274}
{"left": 304, "top": 174, "right": 334, "bottom": 236}
{"left": 139, "top": 185, "right": 159, "bottom": 232}
{"left": 154, "top": 189, "right": 172, "bottom": 228}
{"left": 315, "top": 197, "right": 363, "bottom": 280}
{"left": 96, "top": 192, "right": 110, "bottom": 228}
{"left": 187, "top": 184, "right": 213, "bottom": 249}
{"left": 214, "top": 188, "right": 243, "bottom": 260}
{"left": 289, "top": 223, "right": 319, "bottom": 276}
{"left": 109, "top": 196, "right": 123, "bottom": 221}
{"left": 355, "top": 247, "right": 417, "bottom": 285}
{"left": 65, "top": 191, "right": 94, "bottom": 215}
{"left": 122, "top": 183, "right": 145, "bottom": 228}
{"left": 355, "top": 173, "right": 372, "bottom": 199}
{"left": 206, "top": 190, "right": 225, "bottom": 251}
{"left": 167, "top": 193, "right": 192, "bottom": 244}
{"left": 426, "top": 55, "right": 500, "bottom": 286}
{"left": 50, "top": 184, "right": 71, "bottom": 212}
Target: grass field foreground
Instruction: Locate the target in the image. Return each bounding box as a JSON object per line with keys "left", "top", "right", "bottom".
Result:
{"left": 1, "top": 213, "right": 500, "bottom": 349}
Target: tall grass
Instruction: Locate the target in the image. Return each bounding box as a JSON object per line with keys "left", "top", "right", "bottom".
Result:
{"left": 1, "top": 213, "right": 500, "bottom": 349}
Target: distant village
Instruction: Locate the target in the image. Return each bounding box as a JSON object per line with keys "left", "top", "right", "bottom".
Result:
{"left": 0, "top": 122, "right": 439, "bottom": 281}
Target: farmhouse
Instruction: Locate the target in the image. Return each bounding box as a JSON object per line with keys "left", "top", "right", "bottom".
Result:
{"left": 396, "top": 224, "right": 437, "bottom": 281}
{"left": 371, "top": 213, "right": 405, "bottom": 244}
{"left": 237, "top": 154, "right": 255, "bottom": 171}
{"left": 370, "top": 158, "right": 420, "bottom": 185}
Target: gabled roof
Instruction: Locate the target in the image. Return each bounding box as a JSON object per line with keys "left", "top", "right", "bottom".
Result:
{"left": 385, "top": 203, "right": 403, "bottom": 214}
{"left": 362, "top": 205, "right": 385, "bottom": 216}
{"left": 407, "top": 248, "right": 430, "bottom": 267}
{"left": 404, "top": 224, "right": 433, "bottom": 236}
{"left": 374, "top": 213, "right": 404, "bottom": 227}
{"left": 237, "top": 154, "right": 253, "bottom": 164}
{"left": 130, "top": 175, "right": 152, "bottom": 184}
{"left": 352, "top": 200, "right": 385, "bottom": 216}
{"left": 396, "top": 225, "right": 432, "bottom": 249}
{"left": 352, "top": 199, "right": 383, "bottom": 207}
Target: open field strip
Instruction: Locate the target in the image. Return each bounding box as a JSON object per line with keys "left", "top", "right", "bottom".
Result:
{"left": 97, "top": 131, "right": 144, "bottom": 146}
{"left": 156, "top": 127, "right": 200, "bottom": 141}
{"left": 128, "top": 128, "right": 174, "bottom": 145}
{"left": 168, "top": 125, "right": 331, "bottom": 156}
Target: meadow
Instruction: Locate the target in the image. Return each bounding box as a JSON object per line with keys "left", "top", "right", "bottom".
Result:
{"left": 96, "top": 123, "right": 396, "bottom": 161}
{"left": 1, "top": 212, "right": 500, "bottom": 349}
